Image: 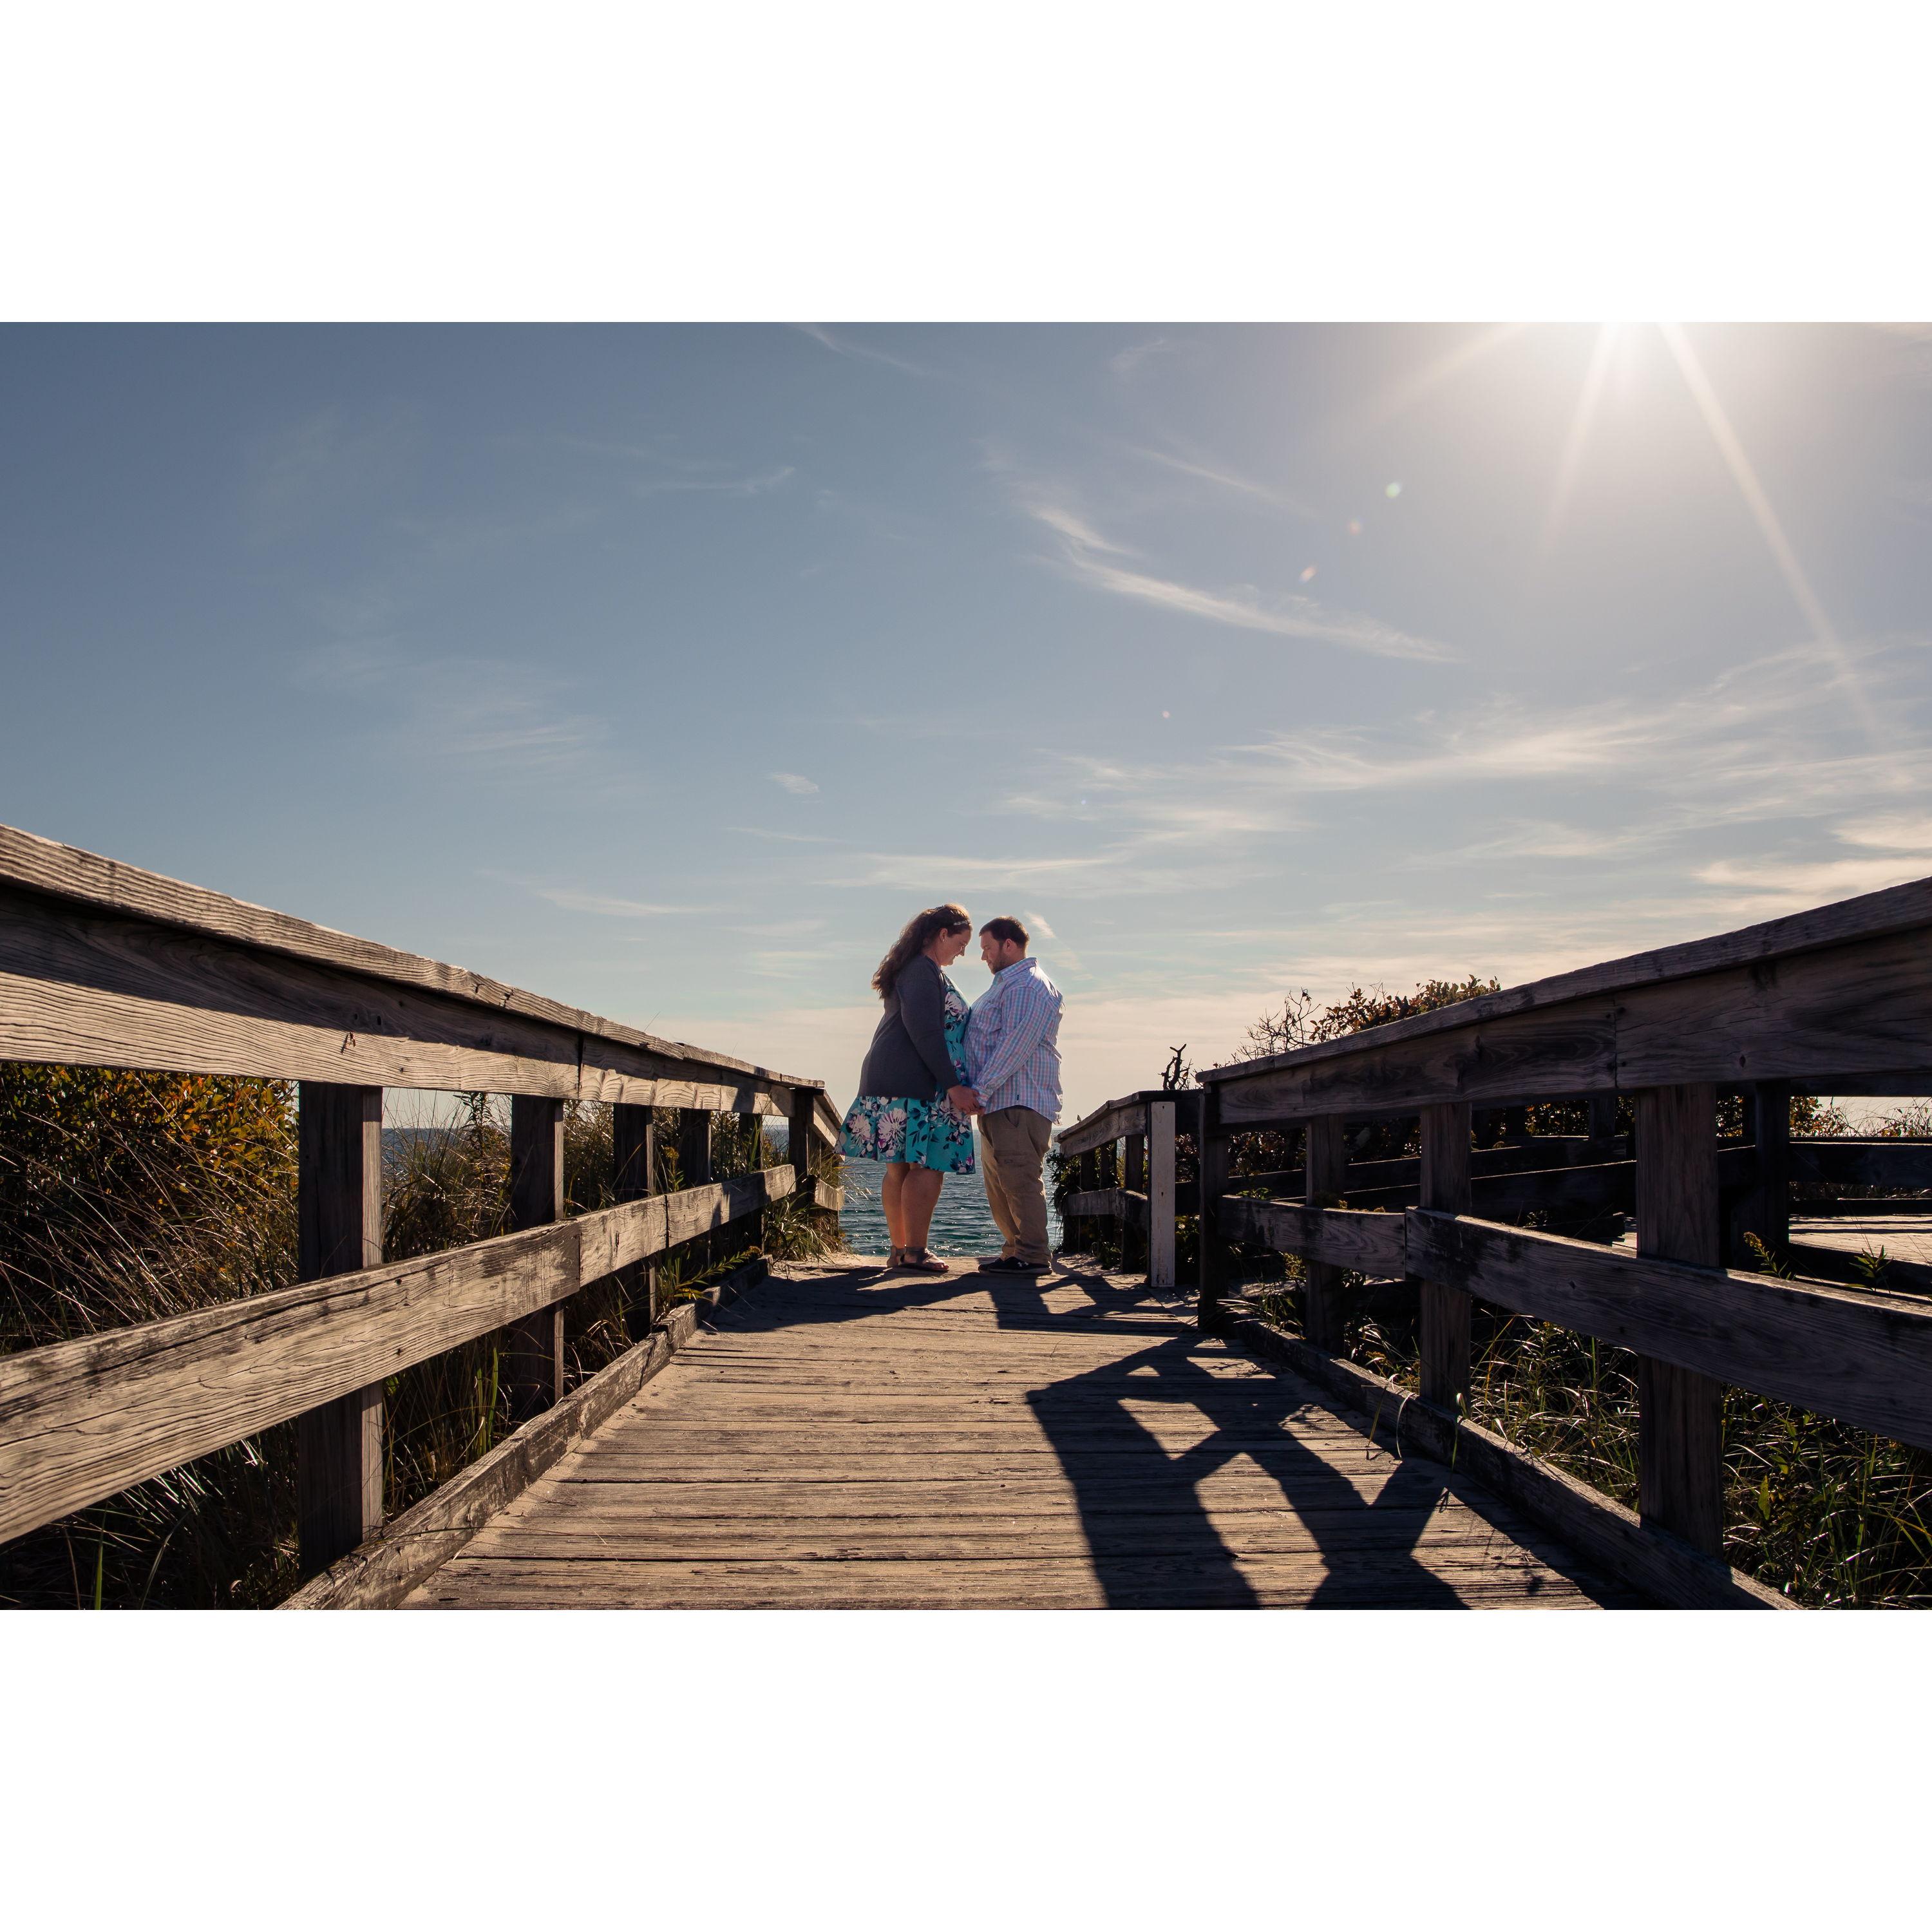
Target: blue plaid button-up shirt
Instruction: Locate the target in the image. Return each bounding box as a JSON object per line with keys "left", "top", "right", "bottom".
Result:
{"left": 964, "top": 957, "right": 1063, "bottom": 1122}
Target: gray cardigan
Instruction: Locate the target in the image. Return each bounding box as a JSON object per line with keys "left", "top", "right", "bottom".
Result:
{"left": 856, "top": 954, "right": 960, "bottom": 1102}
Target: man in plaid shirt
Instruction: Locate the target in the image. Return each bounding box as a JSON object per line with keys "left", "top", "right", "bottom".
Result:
{"left": 963, "top": 915, "right": 1063, "bottom": 1274}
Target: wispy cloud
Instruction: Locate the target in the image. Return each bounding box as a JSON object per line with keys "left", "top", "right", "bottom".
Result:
{"left": 987, "top": 637, "right": 1932, "bottom": 922}
{"left": 990, "top": 457, "right": 1454, "bottom": 663}
{"left": 794, "top": 324, "right": 935, "bottom": 379}
{"left": 733, "top": 917, "right": 829, "bottom": 939}
{"left": 247, "top": 401, "right": 419, "bottom": 544}
{"left": 769, "top": 771, "right": 819, "bottom": 796}
{"left": 540, "top": 433, "right": 796, "bottom": 500}
{"left": 1064, "top": 549, "right": 1457, "bottom": 661}
{"left": 534, "top": 887, "right": 719, "bottom": 917}
{"left": 1110, "top": 336, "right": 1181, "bottom": 379}
{"left": 297, "top": 643, "right": 611, "bottom": 780}
{"left": 730, "top": 825, "right": 840, "bottom": 845}
{"left": 1121, "top": 442, "right": 1314, "bottom": 516}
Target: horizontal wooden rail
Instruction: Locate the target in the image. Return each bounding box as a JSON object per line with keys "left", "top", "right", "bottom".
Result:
{"left": 1202, "top": 872, "right": 1932, "bottom": 1122}
{"left": 1065, "top": 1187, "right": 1149, "bottom": 1227}
{"left": 1220, "top": 1198, "right": 1408, "bottom": 1277}
{"left": 1057, "top": 1090, "right": 1183, "bottom": 1158}
{"left": 1791, "top": 1138, "right": 1932, "bottom": 1190}
{"left": 0, "top": 823, "right": 824, "bottom": 1112}
{"left": 1232, "top": 1135, "right": 1636, "bottom": 1200}
{"left": 0, "top": 1167, "right": 795, "bottom": 1546}
{"left": 1407, "top": 1211, "right": 1932, "bottom": 1450}
{"left": 1213, "top": 1198, "right": 1932, "bottom": 1452}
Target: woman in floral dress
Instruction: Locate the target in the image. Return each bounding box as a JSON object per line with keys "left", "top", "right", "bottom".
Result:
{"left": 838, "top": 902, "right": 981, "bottom": 1273}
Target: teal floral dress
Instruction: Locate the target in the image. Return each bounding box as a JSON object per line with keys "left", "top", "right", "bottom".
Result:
{"left": 838, "top": 974, "right": 977, "bottom": 1175}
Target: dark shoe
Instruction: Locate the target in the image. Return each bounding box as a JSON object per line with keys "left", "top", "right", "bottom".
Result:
{"left": 980, "top": 1256, "right": 1045, "bottom": 1274}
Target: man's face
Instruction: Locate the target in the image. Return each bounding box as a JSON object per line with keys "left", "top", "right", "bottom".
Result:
{"left": 980, "top": 933, "right": 1019, "bottom": 974}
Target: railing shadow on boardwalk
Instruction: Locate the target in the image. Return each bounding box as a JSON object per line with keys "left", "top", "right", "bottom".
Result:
{"left": 715, "top": 1258, "right": 1615, "bottom": 1608}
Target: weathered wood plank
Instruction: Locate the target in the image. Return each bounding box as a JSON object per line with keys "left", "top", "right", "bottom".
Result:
{"left": 0, "top": 1168, "right": 795, "bottom": 1544}
{"left": 406, "top": 1551, "right": 1605, "bottom": 1611}
{"left": 1066, "top": 1188, "right": 1126, "bottom": 1218}
{"left": 507, "top": 1095, "right": 566, "bottom": 1419}
{"left": 1148, "top": 1099, "right": 1177, "bottom": 1290}
{"left": 1202, "top": 870, "right": 1932, "bottom": 1090}
{"left": 0, "top": 822, "right": 821, "bottom": 1096}
{"left": 1196, "top": 1091, "right": 1233, "bottom": 1327}
{"left": 612, "top": 1101, "right": 659, "bottom": 1340}
{"left": 1303, "top": 1117, "right": 1350, "bottom": 1349}
{"left": 1634, "top": 1085, "right": 1725, "bottom": 1553}
{"left": 1405, "top": 1209, "right": 1932, "bottom": 1450}
{"left": 1211, "top": 922, "right": 1932, "bottom": 1125}
{"left": 1215, "top": 1303, "right": 1783, "bottom": 1608}
{"left": 0, "top": 883, "right": 807, "bottom": 1115}
{"left": 1220, "top": 1198, "right": 1408, "bottom": 1277}
{"left": 1056, "top": 1094, "right": 1155, "bottom": 1158}
{"left": 295, "top": 1082, "right": 384, "bottom": 1576}
{"left": 1790, "top": 1137, "right": 1932, "bottom": 1191}
{"left": 1417, "top": 1101, "right": 1473, "bottom": 1409}
{"left": 281, "top": 1260, "right": 768, "bottom": 1608}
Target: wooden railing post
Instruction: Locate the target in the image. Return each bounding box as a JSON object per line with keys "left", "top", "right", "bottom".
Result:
{"left": 1196, "top": 1089, "right": 1232, "bottom": 1329}
{"left": 296, "top": 1082, "right": 384, "bottom": 1577}
{"left": 1303, "top": 1115, "right": 1348, "bottom": 1351}
{"left": 1733, "top": 1080, "right": 1791, "bottom": 1262}
{"left": 1636, "top": 1084, "right": 1725, "bottom": 1553}
{"left": 1148, "top": 1099, "right": 1177, "bottom": 1291}
{"left": 1123, "top": 1127, "right": 1146, "bottom": 1274}
{"left": 1072, "top": 1150, "right": 1098, "bottom": 1255}
{"left": 614, "top": 1103, "right": 658, "bottom": 1340}
{"left": 680, "top": 1107, "right": 715, "bottom": 1278}
{"left": 1416, "top": 1102, "right": 1473, "bottom": 1408}
{"left": 507, "top": 1095, "right": 565, "bottom": 1421}
{"left": 789, "top": 1087, "right": 820, "bottom": 1240}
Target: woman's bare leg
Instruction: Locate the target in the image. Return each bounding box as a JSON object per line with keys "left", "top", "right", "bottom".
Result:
{"left": 881, "top": 1162, "right": 909, "bottom": 1255}
{"left": 900, "top": 1167, "right": 946, "bottom": 1251}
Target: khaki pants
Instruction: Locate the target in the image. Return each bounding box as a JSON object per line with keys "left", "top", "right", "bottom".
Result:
{"left": 978, "top": 1106, "right": 1054, "bottom": 1265}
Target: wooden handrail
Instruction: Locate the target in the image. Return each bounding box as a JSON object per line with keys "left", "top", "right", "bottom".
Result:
{"left": 1065, "top": 873, "right": 1932, "bottom": 1601}
{"left": 0, "top": 1169, "right": 799, "bottom": 1545}
{"left": 0, "top": 824, "right": 848, "bottom": 1575}
{"left": 0, "top": 821, "right": 829, "bottom": 1115}
{"left": 1197, "top": 873, "right": 1932, "bottom": 1124}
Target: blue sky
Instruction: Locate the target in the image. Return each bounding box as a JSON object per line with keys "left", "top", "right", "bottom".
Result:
{"left": 5, "top": 322, "right": 1931, "bottom": 1116}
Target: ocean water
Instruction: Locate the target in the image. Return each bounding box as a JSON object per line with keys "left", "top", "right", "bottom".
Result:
{"left": 838, "top": 1155, "right": 1063, "bottom": 1259}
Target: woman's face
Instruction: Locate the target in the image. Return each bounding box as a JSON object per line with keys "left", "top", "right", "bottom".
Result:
{"left": 929, "top": 923, "right": 971, "bottom": 965}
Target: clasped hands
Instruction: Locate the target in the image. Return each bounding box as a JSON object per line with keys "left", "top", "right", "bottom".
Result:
{"left": 947, "top": 1084, "right": 985, "bottom": 1117}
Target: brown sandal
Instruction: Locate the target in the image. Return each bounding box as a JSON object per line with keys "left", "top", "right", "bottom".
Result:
{"left": 902, "top": 1247, "right": 950, "bottom": 1274}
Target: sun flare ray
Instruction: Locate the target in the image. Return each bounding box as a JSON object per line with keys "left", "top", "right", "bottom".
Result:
{"left": 1658, "top": 321, "right": 1882, "bottom": 752}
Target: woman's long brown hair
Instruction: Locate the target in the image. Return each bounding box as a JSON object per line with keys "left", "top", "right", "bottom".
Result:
{"left": 873, "top": 903, "right": 971, "bottom": 998}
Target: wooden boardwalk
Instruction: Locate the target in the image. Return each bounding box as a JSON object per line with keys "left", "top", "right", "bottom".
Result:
{"left": 405, "top": 1260, "right": 1638, "bottom": 1609}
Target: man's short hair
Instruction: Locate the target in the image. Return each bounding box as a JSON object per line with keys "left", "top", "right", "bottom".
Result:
{"left": 980, "top": 916, "right": 1029, "bottom": 951}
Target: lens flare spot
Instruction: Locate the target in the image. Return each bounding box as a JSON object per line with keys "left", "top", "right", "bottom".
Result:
{"left": 1299, "top": 565, "right": 1317, "bottom": 583}
{"left": 1385, "top": 481, "right": 1402, "bottom": 498}
{"left": 1347, "top": 519, "right": 1363, "bottom": 535}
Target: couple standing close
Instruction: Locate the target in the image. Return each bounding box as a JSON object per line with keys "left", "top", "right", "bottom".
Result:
{"left": 838, "top": 904, "right": 1062, "bottom": 1276}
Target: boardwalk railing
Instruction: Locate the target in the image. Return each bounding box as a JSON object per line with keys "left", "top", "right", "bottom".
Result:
{"left": 1057, "top": 875, "right": 1932, "bottom": 1607}
{"left": 1056, "top": 1089, "right": 1191, "bottom": 1288}
{"left": 0, "top": 825, "right": 844, "bottom": 1578}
